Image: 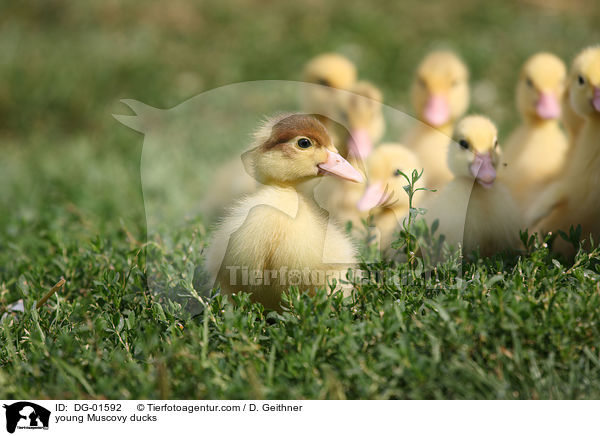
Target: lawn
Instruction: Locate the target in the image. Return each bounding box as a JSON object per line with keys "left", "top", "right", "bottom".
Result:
{"left": 1, "top": 0, "right": 600, "bottom": 399}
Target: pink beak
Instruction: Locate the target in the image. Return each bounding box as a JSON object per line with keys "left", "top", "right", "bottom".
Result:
{"left": 536, "top": 92, "right": 561, "bottom": 119}
{"left": 593, "top": 87, "right": 600, "bottom": 113}
{"left": 424, "top": 95, "right": 450, "bottom": 127}
{"left": 470, "top": 152, "right": 496, "bottom": 189}
{"left": 348, "top": 129, "right": 373, "bottom": 160}
{"left": 318, "top": 149, "right": 364, "bottom": 183}
{"left": 357, "top": 182, "right": 388, "bottom": 212}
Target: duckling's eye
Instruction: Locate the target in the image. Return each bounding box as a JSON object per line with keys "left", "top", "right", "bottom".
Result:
{"left": 394, "top": 169, "right": 402, "bottom": 177}
{"left": 578, "top": 75, "right": 585, "bottom": 86}
{"left": 458, "top": 139, "right": 469, "bottom": 150}
{"left": 494, "top": 139, "right": 499, "bottom": 148}
{"left": 525, "top": 77, "right": 534, "bottom": 88}
{"left": 297, "top": 138, "right": 312, "bottom": 149}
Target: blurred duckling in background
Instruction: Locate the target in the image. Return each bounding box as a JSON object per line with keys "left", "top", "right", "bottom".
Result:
{"left": 404, "top": 51, "right": 470, "bottom": 190}
{"left": 301, "top": 53, "right": 357, "bottom": 132}
{"left": 533, "top": 46, "right": 600, "bottom": 255}
{"left": 303, "top": 52, "right": 357, "bottom": 90}
{"left": 562, "top": 85, "right": 585, "bottom": 146}
{"left": 422, "top": 116, "right": 522, "bottom": 257}
{"left": 500, "top": 53, "right": 568, "bottom": 212}
{"left": 204, "top": 114, "right": 363, "bottom": 311}
{"left": 337, "top": 81, "right": 385, "bottom": 159}
{"left": 315, "top": 81, "right": 386, "bottom": 229}
{"left": 356, "top": 144, "right": 422, "bottom": 251}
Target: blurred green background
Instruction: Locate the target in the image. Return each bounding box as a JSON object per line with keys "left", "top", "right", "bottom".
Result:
{"left": 1, "top": 0, "right": 599, "bottom": 241}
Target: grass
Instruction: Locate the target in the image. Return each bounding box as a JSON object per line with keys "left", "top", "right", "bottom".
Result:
{"left": 1, "top": 0, "right": 600, "bottom": 399}
{"left": 2, "top": 223, "right": 600, "bottom": 399}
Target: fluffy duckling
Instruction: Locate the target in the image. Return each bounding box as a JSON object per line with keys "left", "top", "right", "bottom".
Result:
{"left": 301, "top": 53, "right": 357, "bottom": 131}
{"left": 204, "top": 114, "right": 363, "bottom": 311}
{"left": 500, "top": 53, "right": 569, "bottom": 212}
{"left": 202, "top": 55, "right": 357, "bottom": 221}
{"left": 315, "top": 81, "right": 386, "bottom": 229}
{"left": 422, "top": 116, "right": 522, "bottom": 257}
{"left": 403, "top": 51, "right": 470, "bottom": 190}
{"left": 356, "top": 144, "right": 422, "bottom": 251}
{"left": 533, "top": 46, "right": 600, "bottom": 255}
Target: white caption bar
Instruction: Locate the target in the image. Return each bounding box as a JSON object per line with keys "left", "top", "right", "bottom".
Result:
{"left": 0, "top": 400, "right": 598, "bottom": 435}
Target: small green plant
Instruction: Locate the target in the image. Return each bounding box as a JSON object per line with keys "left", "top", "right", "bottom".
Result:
{"left": 520, "top": 228, "right": 555, "bottom": 255}
{"left": 392, "top": 168, "right": 435, "bottom": 270}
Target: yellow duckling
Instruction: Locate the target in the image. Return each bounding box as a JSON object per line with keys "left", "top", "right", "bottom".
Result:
{"left": 356, "top": 144, "right": 422, "bottom": 251}
{"left": 422, "top": 116, "right": 522, "bottom": 257}
{"left": 315, "top": 81, "right": 386, "bottom": 229}
{"left": 500, "top": 53, "right": 568, "bottom": 212}
{"left": 403, "top": 51, "right": 470, "bottom": 190}
{"left": 204, "top": 114, "right": 363, "bottom": 311}
{"left": 303, "top": 53, "right": 357, "bottom": 90}
{"left": 202, "top": 55, "right": 357, "bottom": 221}
{"left": 301, "top": 53, "right": 357, "bottom": 131}
{"left": 533, "top": 46, "right": 600, "bottom": 255}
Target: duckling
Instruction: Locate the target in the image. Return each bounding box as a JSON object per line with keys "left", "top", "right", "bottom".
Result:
{"left": 562, "top": 85, "right": 585, "bottom": 145}
{"left": 403, "top": 51, "right": 470, "bottom": 190}
{"left": 337, "top": 81, "right": 385, "bottom": 158}
{"left": 314, "top": 81, "right": 386, "bottom": 229}
{"left": 356, "top": 144, "right": 422, "bottom": 251}
{"left": 204, "top": 114, "right": 363, "bottom": 311}
{"left": 500, "top": 53, "right": 568, "bottom": 212}
{"left": 301, "top": 53, "right": 357, "bottom": 132}
{"left": 422, "top": 116, "right": 522, "bottom": 257}
{"left": 533, "top": 46, "right": 600, "bottom": 255}
{"left": 202, "top": 55, "right": 357, "bottom": 221}
{"left": 303, "top": 53, "right": 357, "bottom": 90}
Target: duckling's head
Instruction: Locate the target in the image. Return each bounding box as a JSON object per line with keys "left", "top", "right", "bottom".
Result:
{"left": 516, "top": 53, "right": 566, "bottom": 121}
{"left": 569, "top": 46, "right": 600, "bottom": 119}
{"left": 243, "top": 114, "right": 363, "bottom": 186}
{"left": 411, "top": 51, "right": 470, "bottom": 128}
{"left": 302, "top": 53, "right": 357, "bottom": 89}
{"left": 357, "top": 144, "right": 421, "bottom": 212}
{"left": 341, "top": 81, "right": 386, "bottom": 159}
{"left": 448, "top": 115, "right": 500, "bottom": 189}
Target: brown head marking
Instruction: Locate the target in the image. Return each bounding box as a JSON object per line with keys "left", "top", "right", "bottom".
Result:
{"left": 262, "top": 114, "right": 331, "bottom": 150}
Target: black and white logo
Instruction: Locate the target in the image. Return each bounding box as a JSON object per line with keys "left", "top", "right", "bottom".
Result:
{"left": 2, "top": 402, "right": 50, "bottom": 434}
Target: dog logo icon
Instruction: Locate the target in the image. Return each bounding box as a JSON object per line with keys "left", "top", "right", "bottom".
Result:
{"left": 3, "top": 402, "right": 50, "bottom": 433}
